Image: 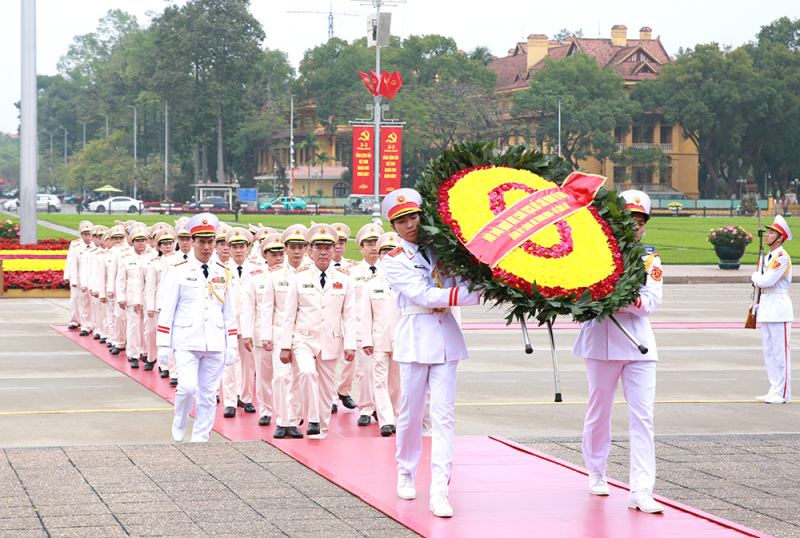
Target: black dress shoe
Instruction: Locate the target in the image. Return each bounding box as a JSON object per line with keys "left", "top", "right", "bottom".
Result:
{"left": 106, "top": 342, "right": 113, "bottom": 348}
{"left": 372, "top": 411, "right": 378, "bottom": 421}
{"left": 391, "top": 425, "right": 396, "bottom": 433}
{"left": 143, "top": 360, "right": 154, "bottom": 371}
{"left": 357, "top": 415, "right": 371, "bottom": 427}
{"left": 273, "top": 426, "right": 287, "bottom": 438}
{"left": 223, "top": 406, "right": 236, "bottom": 418}
{"left": 130, "top": 357, "right": 139, "bottom": 368}
{"left": 93, "top": 333, "right": 101, "bottom": 340}
{"left": 237, "top": 398, "right": 245, "bottom": 408}
{"left": 79, "top": 330, "right": 89, "bottom": 336}
{"left": 287, "top": 426, "right": 304, "bottom": 439}
{"left": 331, "top": 403, "right": 338, "bottom": 414}
{"left": 307, "top": 422, "right": 321, "bottom": 436}
{"left": 170, "top": 378, "right": 178, "bottom": 387}
{"left": 110, "top": 347, "right": 120, "bottom": 355}
{"left": 338, "top": 394, "right": 356, "bottom": 409}
{"left": 258, "top": 415, "right": 271, "bottom": 426}
{"left": 99, "top": 338, "right": 106, "bottom": 344}
{"left": 160, "top": 370, "right": 169, "bottom": 378}
{"left": 243, "top": 403, "right": 256, "bottom": 413}
{"left": 381, "top": 425, "right": 393, "bottom": 437}
{"left": 67, "top": 324, "right": 78, "bottom": 330}
{"left": 299, "top": 418, "right": 304, "bottom": 426}
{"left": 216, "top": 394, "right": 220, "bottom": 403}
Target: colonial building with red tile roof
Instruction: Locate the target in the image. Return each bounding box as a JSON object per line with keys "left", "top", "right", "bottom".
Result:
{"left": 489, "top": 26, "right": 699, "bottom": 199}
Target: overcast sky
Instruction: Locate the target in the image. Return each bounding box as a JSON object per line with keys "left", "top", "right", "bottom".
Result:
{"left": 1, "top": 0, "right": 799, "bottom": 134}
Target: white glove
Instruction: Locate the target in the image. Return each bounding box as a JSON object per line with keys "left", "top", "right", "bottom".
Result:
{"left": 224, "top": 347, "right": 238, "bottom": 366}
{"left": 157, "top": 347, "right": 171, "bottom": 368}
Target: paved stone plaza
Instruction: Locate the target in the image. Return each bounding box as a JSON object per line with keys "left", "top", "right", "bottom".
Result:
{"left": 0, "top": 283, "right": 798, "bottom": 537}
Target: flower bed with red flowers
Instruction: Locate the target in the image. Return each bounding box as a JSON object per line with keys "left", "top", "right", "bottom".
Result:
{"left": 3, "top": 270, "right": 68, "bottom": 290}
{"left": 0, "top": 238, "right": 72, "bottom": 250}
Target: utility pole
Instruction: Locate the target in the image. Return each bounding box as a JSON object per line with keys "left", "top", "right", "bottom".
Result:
{"left": 290, "top": 94, "right": 295, "bottom": 196}
{"left": 20, "top": 0, "right": 38, "bottom": 243}
{"left": 101, "top": 114, "right": 109, "bottom": 139}
{"left": 42, "top": 129, "right": 53, "bottom": 174}
{"left": 128, "top": 105, "right": 137, "bottom": 199}
{"left": 59, "top": 125, "right": 67, "bottom": 166}
{"left": 164, "top": 100, "right": 169, "bottom": 197}
{"left": 78, "top": 121, "right": 86, "bottom": 199}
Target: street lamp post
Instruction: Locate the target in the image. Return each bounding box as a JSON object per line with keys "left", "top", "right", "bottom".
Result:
{"left": 78, "top": 121, "right": 87, "bottom": 199}
{"left": 128, "top": 105, "right": 138, "bottom": 199}
{"left": 59, "top": 125, "right": 68, "bottom": 166}
{"left": 737, "top": 177, "right": 746, "bottom": 201}
{"left": 101, "top": 114, "right": 109, "bottom": 139}
{"left": 42, "top": 129, "right": 53, "bottom": 175}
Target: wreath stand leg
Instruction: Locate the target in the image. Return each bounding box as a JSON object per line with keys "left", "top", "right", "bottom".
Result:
{"left": 519, "top": 316, "right": 533, "bottom": 355}
{"left": 608, "top": 315, "right": 649, "bottom": 354}
{"left": 545, "top": 317, "right": 563, "bottom": 402}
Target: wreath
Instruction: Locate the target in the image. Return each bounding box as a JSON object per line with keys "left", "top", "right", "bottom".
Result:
{"left": 415, "top": 141, "right": 646, "bottom": 325}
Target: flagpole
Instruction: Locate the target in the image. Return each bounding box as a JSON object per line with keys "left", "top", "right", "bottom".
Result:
{"left": 371, "top": 2, "right": 382, "bottom": 225}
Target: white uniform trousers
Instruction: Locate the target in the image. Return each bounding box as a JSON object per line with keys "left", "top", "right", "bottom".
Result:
{"left": 68, "top": 287, "right": 81, "bottom": 327}
{"left": 761, "top": 321, "right": 792, "bottom": 401}
{"left": 125, "top": 305, "right": 143, "bottom": 358}
{"left": 90, "top": 295, "right": 102, "bottom": 336}
{"left": 221, "top": 358, "right": 241, "bottom": 408}
{"left": 238, "top": 339, "right": 256, "bottom": 405}
{"left": 79, "top": 289, "right": 93, "bottom": 332}
{"left": 173, "top": 349, "right": 225, "bottom": 442}
{"left": 104, "top": 300, "right": 114, "bottom": 341}
{"left": 354, "top": 343, "right": 375, "bottom": 417}
{"left": 396, "top": 360, "right": 459, "bottom": 499}
{"left": 335, "top": 355, "right": 356, "bottom": 401}
{"left": 143, "top": 315, "right": 156, "bottom": 360}
{"left": 114, "top": 303, "right": 127, "bottom": 348}
{"left": 271, "top": 346, "right": 295, "bottom": 427}
{"left": 253, "top": 330, "right": 274, "bottom": 419}
{"left": 583, "top": 359, "right": 656, "bottom": 494}
{"left": 373, "top": 351, "right": 400, "bottom": 427}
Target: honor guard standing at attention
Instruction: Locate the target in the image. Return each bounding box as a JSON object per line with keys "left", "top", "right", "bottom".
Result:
{"left": 280, "top": 224, "right": 357, "bottom": 438}
{"left": 64, "top": 222, "right": 93, "bottom": 330}
{"left": 145, "top": 229, "right": 176, "bottom": 376}
{"left": 116, "top": 226, "right": 149, "bottom": 369}
{"left": 572, "top": 190, "right": 664, "bottom": 514}
{"left": 225, "top": 227, "right": 259, "bottom": 417}
{"left": 362, "top": 232, "right": 403, "bottom": 437}
{"left": 752, "top": 215, "right": 793, "bottom": 404}
{"left": 157, "top": 213, "right": 238, "bottom": 442}
{"left": 351, "top": 223, "right": 384, "bottom": 426}
{"left": 258, "top": 227, "right": 309, "bottom": 439}
{"left": 381, "top": 189, "right": 483, "bottom": 518}
{"left": 241, "top": 233, "right": 285, "bottom": 427}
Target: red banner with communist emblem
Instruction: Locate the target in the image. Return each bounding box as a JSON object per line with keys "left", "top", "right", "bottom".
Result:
{"left": 464, "top": 172, "right": 606, "bottom": 267}
{"left": 379, "top": 127, "right": 402, "bottom": 194}
{"left": 352, "top": 126, "right": 374, "bottom": 195}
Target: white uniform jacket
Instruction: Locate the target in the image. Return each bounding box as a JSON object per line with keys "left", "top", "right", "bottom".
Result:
{"left": 351, "top": 260, "right": 374, "bottom": 342}
{"left": 115, "top": 250, "right": 145, "bottom": 306}
{"left": 361, "top": 271, "right": 401, "bottom": 353}
{"left": 106, "top": 243, "right": 131, "bottom": 298}
{"left": 240, "top": 266, "right": 267, "bottom": 341}
{"left": 572, "top": 253, "right": 663, "bottom": 361}
{"left": 259, "top": 261, "right": 296, "bottom": 345}
{"left": 753, "top": 246, "right": 793, "bottom": 323}
{"left": 381, "top": 239, "right": 481, "bottom": 365}
{"left": 156, "top": 257, "right": 238, "bottom": 352}
{"left": 279, "top": 263, "right": 357, "bottom": 360}
{"left": 63, "top": 238, "right": 82, "bottom": 283}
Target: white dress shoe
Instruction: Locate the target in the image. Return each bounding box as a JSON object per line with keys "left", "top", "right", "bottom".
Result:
{"left": 589, "top": 472, "right": 609, "bottom": 496}
{"left": 430, "top": 491, "right": 453, "bottom": 518}
{"left": 171, "top": 419, "right": 186, "bottom": 442}
{"left": 397, "top": 473, "right": 416, "bottom": 500}
{"left": 765, "top": 394, "right": 788, "bottom": 404}
{"left": 628, "top": 490, "right": 664, "bottom": 513}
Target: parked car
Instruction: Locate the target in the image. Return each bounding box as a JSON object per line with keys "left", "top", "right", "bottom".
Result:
{"left": 187, "top": 196, "right": 229, "bottom": 211}
{"left": 2, "top": 198, "right": 19, "bottom": 211}
{"left": 88, "top": 196, "right": 144, "bottom": 213}
{"left": 37, "top": 194, "right": 61, "bottom": 212}
{"left": 63, "top": 194, "right": 80, "bottom": 204}
{"left": 259, "top": 196, "right": 307, "bottom": 211}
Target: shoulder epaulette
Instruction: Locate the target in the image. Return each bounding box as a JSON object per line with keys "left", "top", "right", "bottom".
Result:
{"left": 216, "top": 261, "right": 228, "bottom": 269}
{"left": 150, "top": 255, "right": 160, "bottom": 262}
{"left": 364, "top": 273, "right": 378, "bottom": 282}
{"left": 268, "top": 264, "right": 283, "bottom": 273}
{"left": 172, "top": 259, "right": 188, "bottom": 267}
{"left": 249, "top": 269, "right": 263, "bottom": 275}
{"left": 335, "top": 266, "right": 351, "bottom": 276}
{"left": 295, "top": 263, "right": 311, "bottom": 273}
{"left": 387, "top": 246, "right": 403, "bottom": 258}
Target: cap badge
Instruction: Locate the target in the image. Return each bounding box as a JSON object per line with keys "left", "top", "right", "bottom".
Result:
{"left": 633, "top": 196, "right": 641, "bottom": 205}
{"left": 397, "top": 195, "right": 406, "bottom": 204}
{"left": 202, "top": 219, "right": 208, "bottom": 225}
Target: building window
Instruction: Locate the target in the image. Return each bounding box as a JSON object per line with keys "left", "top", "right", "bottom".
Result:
{"left": 614, "top": 126, "right": 624, "bottom": 144}
{"left": 634, "top": 167, "right": 654, "bottom": 184}
{"left": 660, "top": 125, "right": 672, "bottom": 144}
{"left": 614, "top": 166, "right": 626, "bottom": 182}
{"left": 332, "top": 181, "right": 349, "bottom": 197}
{"left": 661, "top": 157, "right": 673, "bottom": 184}
{"left": 631, "top": 126, "right": 654, "bottom": 144}
{"left": 336, "top": 138, "right": 351, "bottom": 167}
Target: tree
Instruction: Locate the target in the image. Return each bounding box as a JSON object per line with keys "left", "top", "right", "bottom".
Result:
{"left": 553, "top": 28, "right": 584, "bottom": 43}
{"left": 631, "top": 44, "right": 757, "bottom": 198}
{"left": 314, "top": 151, "right": 335, "bottom": 182}
{"left": 512, "top": 52, "right": 640, "bottom": 170}
{"left": 297, "top": 132, "right": 322, "bottom": 195}
{"left": 65, "top": 131, "right": 134, "bottom": 194}
{"left": 468, "top": 46, "right": 494, "bottom": 66}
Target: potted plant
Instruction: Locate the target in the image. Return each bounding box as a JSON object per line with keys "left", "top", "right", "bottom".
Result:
{"left": 707, "top": 225, "right": 753, "bottom": 270}
{"left": 668, "top": 202, "right": 683, "bottom": 216}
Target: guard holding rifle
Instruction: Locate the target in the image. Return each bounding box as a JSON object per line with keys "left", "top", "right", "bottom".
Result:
{"left": 751, "top": 215, "right": 793, "bottom": 404}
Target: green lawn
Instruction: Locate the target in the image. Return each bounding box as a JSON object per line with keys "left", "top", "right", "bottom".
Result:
{"left": 1, "top": 216, "right": 72, "bottom": 241}
{"left": 32, "top": 213, "right": 791, "bottom": 265}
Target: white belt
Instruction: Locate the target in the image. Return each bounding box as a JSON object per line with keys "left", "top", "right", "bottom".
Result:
{"left": 401, "top": 306, "right": 450, "bottom": 316}
{"left": 763, "top": 288, "right": 788, "bottom": 294}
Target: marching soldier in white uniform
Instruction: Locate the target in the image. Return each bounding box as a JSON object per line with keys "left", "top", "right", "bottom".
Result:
{"left": 752, "top": 215, "right": 793, "bottom": 404}
{"left": 74, "top": 221, "right": 95, "bottom": 336}
{"left": 572, "top": 190, "right": 664, "bottom": 514}
{"left": 64, "top": 222, "right": 92, "bottom": 331}
{"left": 280, "top": 224, "right": 357, "bottom": 438}
{"left": 362, "top": 232, "right": 402, "bottom": 437}
{"left": 330, "top": 223, "right": 359, "bottom": 413}
{"left": 116, "top": 226, "right": 149, "bottom": 369}
{"left": 157, "top": 214, "right": 238, "bottom": 443}
{"left": 145, "top": 229, "right": 176, "bottom": 376}
{"left": 381, "top": 189, "right": 482, "bottom": 518}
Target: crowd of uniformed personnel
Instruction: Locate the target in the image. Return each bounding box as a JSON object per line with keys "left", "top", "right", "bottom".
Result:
{"left": 64, "top": 217, "right": 404, "bottom": 440}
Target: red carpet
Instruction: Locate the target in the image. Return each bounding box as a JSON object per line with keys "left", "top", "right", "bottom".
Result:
{"left": 54, "top": 325, "right": 773, "bottom": 538}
